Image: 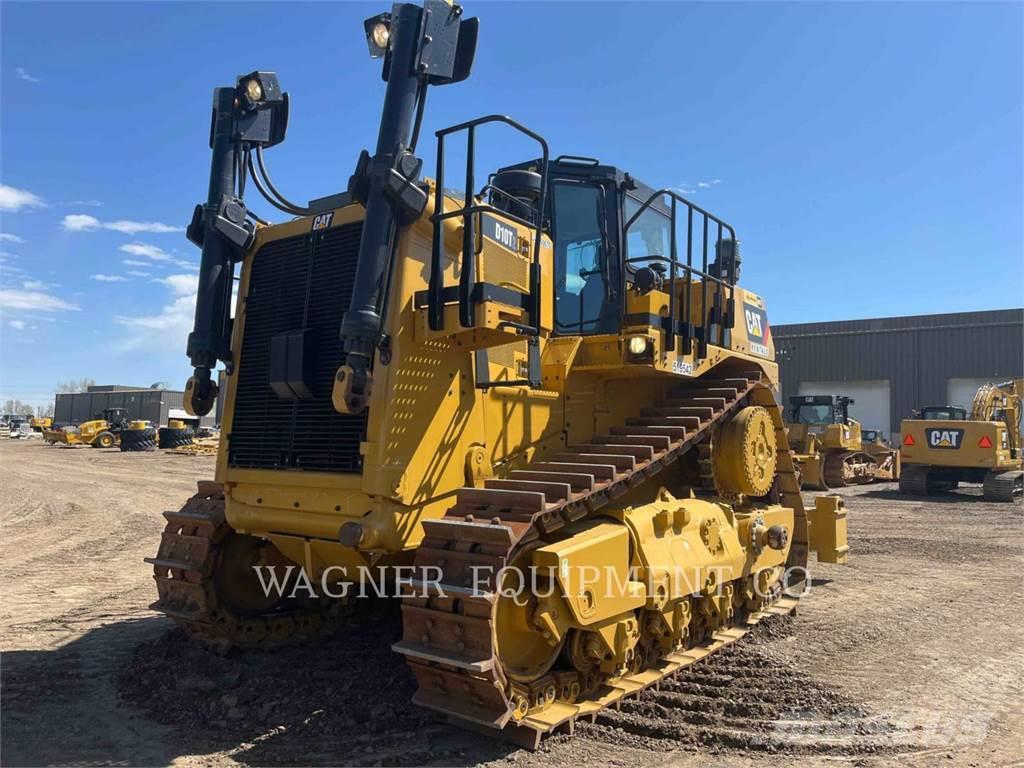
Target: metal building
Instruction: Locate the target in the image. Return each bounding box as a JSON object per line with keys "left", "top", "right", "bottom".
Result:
{"left": 53, "top": 384, "right": 216, "bottom": 428}
{"left": 773, "top": 308, "right": 1023, "bottom": 441}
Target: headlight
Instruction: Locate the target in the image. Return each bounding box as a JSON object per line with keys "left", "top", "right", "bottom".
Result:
{"left": 245, "top": 78, "right": 263, "bottom": 102}
{"left": 371, "top": 22, "right": 390, "bottom": 50}
{"left": 628, "top": 336, "right": 649, "bottom": 356}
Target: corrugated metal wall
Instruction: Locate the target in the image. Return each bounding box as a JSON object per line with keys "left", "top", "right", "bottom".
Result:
{"left": 774, "top": 309, "right": 1023, "bottom": 436}
{"left": 53, "top": 388, "right": 215, "bottom": 427}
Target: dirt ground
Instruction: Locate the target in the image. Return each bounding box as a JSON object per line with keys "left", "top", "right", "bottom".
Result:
{"left": 2, "top": 438, "right": 1022, "bottom": 767}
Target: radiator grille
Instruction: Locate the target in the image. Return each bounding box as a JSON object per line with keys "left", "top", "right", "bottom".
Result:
{"left": 228, "top": 222, "right": 367, "bottom": 473}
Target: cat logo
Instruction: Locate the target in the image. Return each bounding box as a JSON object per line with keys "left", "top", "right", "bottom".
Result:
{"left": 311, "top": 212, "right": 334, "bottom": 231}
{"left": 742, "top": 302, "right": 771, "bottom": 358}
{"left": 925, "top": 428, "right": 964, "bottom": 449}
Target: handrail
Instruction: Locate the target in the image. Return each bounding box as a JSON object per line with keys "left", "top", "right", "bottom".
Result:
{"left": 428, "top": 115, "right": 550, "bottom": 335}
{"left": 623, "top": 188, "right": 739, "bottom": 358}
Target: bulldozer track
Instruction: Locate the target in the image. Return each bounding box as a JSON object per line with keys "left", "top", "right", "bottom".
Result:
{"left": 393, "top": 371, "right": 809, "bottom": 748}
{"left": 823, "top": 451, "right": 878, "bottom": 489}
{"left": 146, "top": 481, "right": 347, "bottom": 650}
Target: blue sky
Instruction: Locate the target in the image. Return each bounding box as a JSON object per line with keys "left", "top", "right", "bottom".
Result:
{"left": 1, "top": 1, "right": 1021, "bottom": 408}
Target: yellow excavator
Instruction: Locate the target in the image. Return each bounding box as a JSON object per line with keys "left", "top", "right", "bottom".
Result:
{"left": 146, "top": 1, "right": 848, "bottom": 748}
{"left": 900, "top": 379, "right": 1023, "bottom": 502}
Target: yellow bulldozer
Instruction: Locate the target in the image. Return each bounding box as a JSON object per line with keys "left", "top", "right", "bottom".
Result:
{"left": 899, "top": 379, "right": 1023, "bottom": 502}
{"left": 785, "top": 395, "right": 884, "bottom": 489}
{"left": 860, "top": 428, "right": 900, "bottom": 481}
{"left": 45, "top": 407, "right": 129, "bottom": 448}
{"left": 146, "top": 0, "right": 848, "bottom": 747}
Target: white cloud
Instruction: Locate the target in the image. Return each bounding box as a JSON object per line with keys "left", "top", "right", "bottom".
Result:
{"left": 7, "top": 319, "right": 27, "bottom": 330}
{"left": 174, "top": 259, "right": 199, "bottom": 271}
{"left": 118, "top": 242, "right": 172, "bottom": 261}
{"left": 62, "top": 199, "right": 103, "bottom": 207}
{"left": 22, "top": 279, "right": 51, "bottom": 290}
{"left": 0, "top": 185, "right": 46, "bottom": 212}
{"left": 90, "top": 274, "right": 129, "bottom": 282}
{"left": 15, "top": 67, "right": 40, "bottom": 83}
{"left": 122, "top": 258, "right": 161, "bottom": 268}
{"left": 61, "top": 214, "right": 101, "bottom": 231}
{"left": 125, "top": 270, "right": 152, "bottom": 277}
{"left": 113, "top": 270, "right": 213, "bottom": 353}
{"left": 155, "top": 274, "right": 199, "bottom": 295}
{"left": 62, "top": 215, "right": 181, "bottom": 234}
{"left": 0, "top": 233, "right": 25, "bottom": 244}
{"left": 0, "top": 289, "right": 79, "bottom": 312}
{"left": 117, "top": 294, "right": 194, "bottom": 332}
{"left": 105, "top": 220, "right": 181, "bottom": 234}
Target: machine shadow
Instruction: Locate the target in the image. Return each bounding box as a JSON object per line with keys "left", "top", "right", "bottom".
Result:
{"left": 858, "top": 488, "right": 987, "bottom": 504}
{"left": 3, "top": 603, "right": 516, "bottom": 767}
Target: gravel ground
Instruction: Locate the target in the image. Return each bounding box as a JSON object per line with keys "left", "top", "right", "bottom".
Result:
{"left": 1, "top": 439, "right": 1022, "bottom": 767}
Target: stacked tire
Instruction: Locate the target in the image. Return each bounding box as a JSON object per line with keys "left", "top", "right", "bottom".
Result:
{"left": 120, "top": 426, "right": 158, "bottom": 452}
{"left": 158, "top": 426, "right": 193, "bottom": 449}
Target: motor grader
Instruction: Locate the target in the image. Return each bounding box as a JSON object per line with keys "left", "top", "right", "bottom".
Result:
{"left": 147, "top": 0, "right": 848, "bottom": 747}
{"left": 786, "top": 395, "right": 882, "bottom": 489}
{"left": 900, "top": 379, "right": 1023, "bottom": 502}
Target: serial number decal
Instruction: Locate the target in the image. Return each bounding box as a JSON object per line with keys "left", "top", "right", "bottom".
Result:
{"left": 672, "top": 360, "right": 694, "bottom": 376}
{"left": 311, "top": 212, "right": 334, "bottom": 230}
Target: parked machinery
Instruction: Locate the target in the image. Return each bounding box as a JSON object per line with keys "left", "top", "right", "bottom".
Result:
{"left": 29, "top": 416, "right": 52, "bottom": 433}
{"left": 786, "top": 395, "right": 880, "bottom": 489}
{"left": 146, "top": 1, "right": 848, "bottom": 748}
{"left": 900, "top": 380, "right": 1023, "bottom": 502}
{"left": 48, "top": 408, "right": 130, "bottom": 448}
{"left": 860, "top": 428, "right": 901, "bottom": 481}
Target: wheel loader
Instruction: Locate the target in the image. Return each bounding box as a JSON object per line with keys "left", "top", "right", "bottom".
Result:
{"left": 899, "top": 379, "right": 1023, "bottom": 502}
{"left": 146, "top": 0, "right": 848, "bottom": 747}
{"left": 785, "top": 395, "right": 880, "bottom": 489}
{"left": 47, "top": 407, "right": 130, "bottom": 448}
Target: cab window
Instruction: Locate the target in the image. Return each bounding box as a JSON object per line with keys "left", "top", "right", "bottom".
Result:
{"left": 552, "top": 182, "right": 616, "bottom": 334}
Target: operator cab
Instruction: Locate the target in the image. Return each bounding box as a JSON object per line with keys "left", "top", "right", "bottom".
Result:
{"left": 491, "top": 156, "right": 740, "bottom": 338}
{"left": 861, "top": 429, "right": 889, "bottom": 445}
{"left": 917, "top": 405, "right": 967, "bottom": 421}
{"left": 789, "top": 395, "right": 854, "bottom": 425}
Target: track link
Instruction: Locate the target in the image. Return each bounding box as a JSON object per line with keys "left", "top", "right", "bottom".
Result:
{"left": 983, "top": 470, "right": 1023, "bottom": 503}
{"left": 898, "top": 465, "right": 931, "bottom": 495}
{"left": 146, "top": 481, "right": 346, "bottom": 650}
{"left": 393, "top": 372, "right": 808, "bottom": 748}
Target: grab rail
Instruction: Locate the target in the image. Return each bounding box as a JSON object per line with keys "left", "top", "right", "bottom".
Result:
{"left": 623, "top": 189, "right": 738, "bottom": 358}
{"left": 427, "top": 115, "right": 550, "bottom": 335}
